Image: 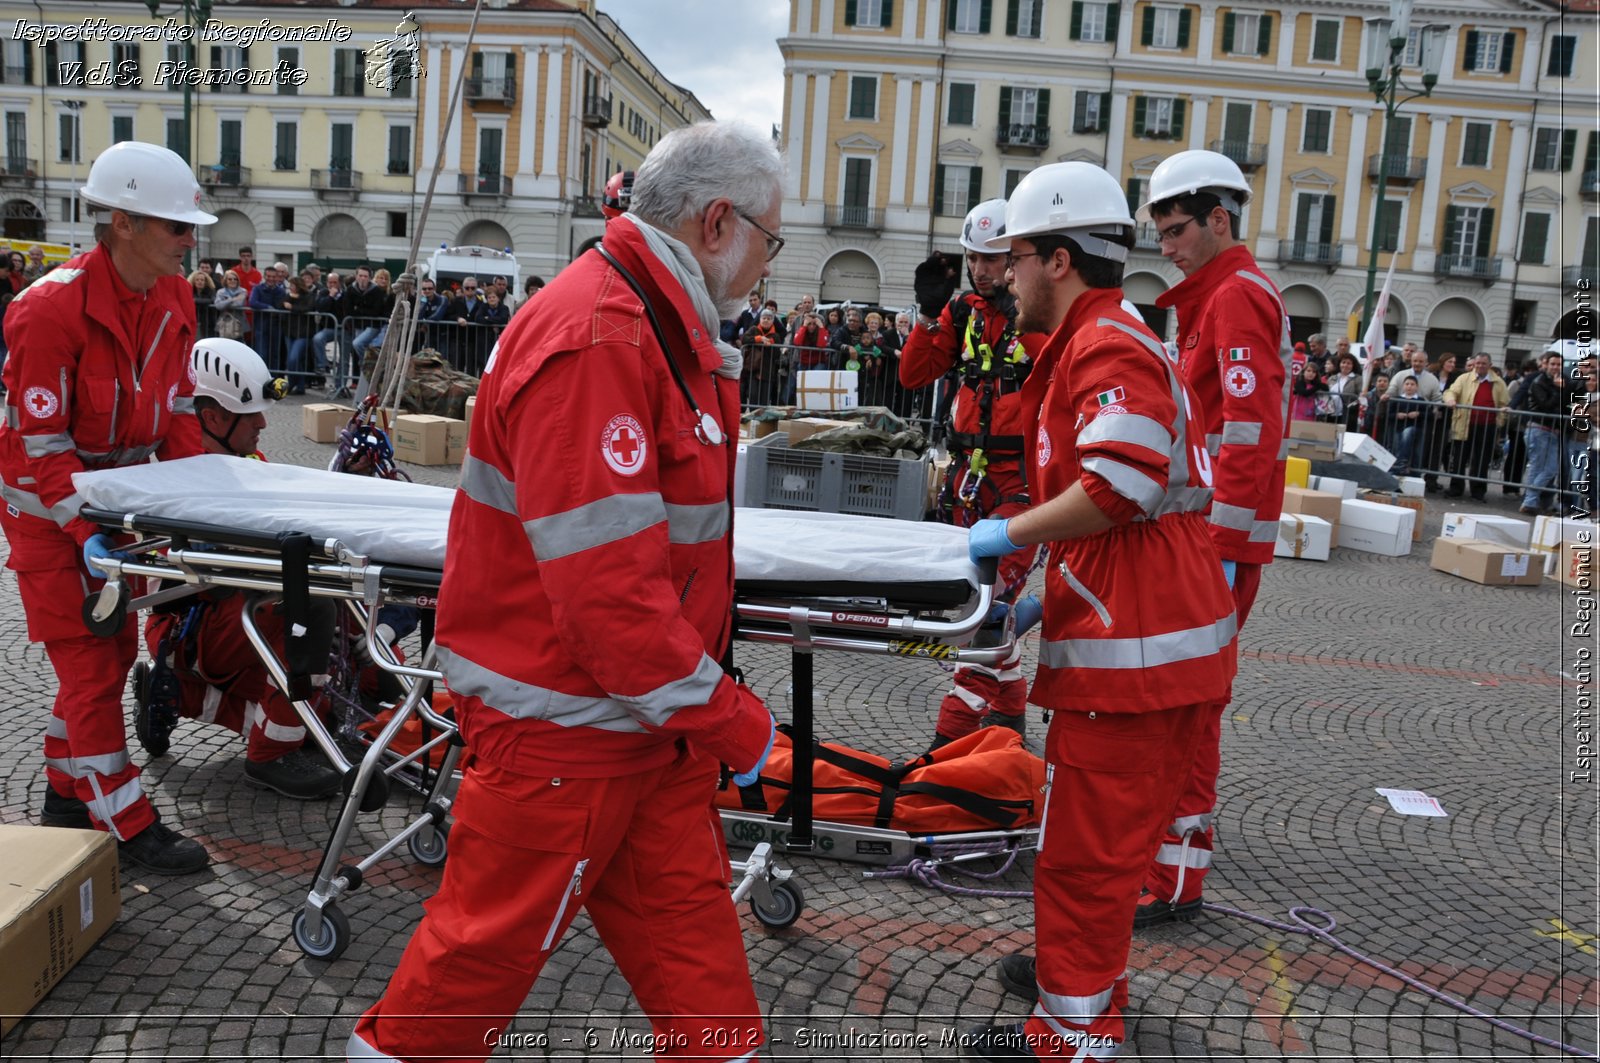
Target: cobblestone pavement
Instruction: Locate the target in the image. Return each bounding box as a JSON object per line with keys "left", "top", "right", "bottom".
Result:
{"left": 2, "top": 394, "right": 1595, "bottom": 1060}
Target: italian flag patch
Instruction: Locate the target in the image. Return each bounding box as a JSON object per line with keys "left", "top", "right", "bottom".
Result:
{"left": 1095, "top": 387, "right": 1126, "bottom": 407}
{"left": 1228, "top": 347, "right": 1251, "bottom": 361}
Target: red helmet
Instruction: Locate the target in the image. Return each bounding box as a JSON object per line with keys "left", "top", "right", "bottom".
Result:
{"left": 601, "top": 170, "right": 634, "bottom": 220}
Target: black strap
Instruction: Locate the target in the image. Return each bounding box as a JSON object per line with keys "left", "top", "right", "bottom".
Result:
{"left": 948, "top": 429, "right": 1026, "bottom": 453}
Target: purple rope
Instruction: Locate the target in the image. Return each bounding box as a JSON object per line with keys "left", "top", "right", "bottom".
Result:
{"left": 871, "top": 845, "right": 1597, "bottom": 1058}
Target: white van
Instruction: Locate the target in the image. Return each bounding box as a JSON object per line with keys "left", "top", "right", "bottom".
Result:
{"left": 422, "top": 246, "right": 520, "bottom": 293}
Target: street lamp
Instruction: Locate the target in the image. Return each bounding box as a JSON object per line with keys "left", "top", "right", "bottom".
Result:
{"left": 1359, "top": 0, "right": 1446, "bottom": 338}
{"left": 143, "top": 0, "right": 214, "bottom": 166}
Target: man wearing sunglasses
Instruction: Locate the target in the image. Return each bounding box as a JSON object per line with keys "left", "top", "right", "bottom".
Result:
{"left": 0, "top": 140, "right": 215, "bottom": 874}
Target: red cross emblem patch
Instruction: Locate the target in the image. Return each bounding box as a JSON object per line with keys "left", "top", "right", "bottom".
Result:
{"left": 1224, "top": 366, "right": 1257, "bottom": 398}
{"left": 601, "top": 413, "right": 647, "bottom": 476}
{"left": 22, "top": 386, "right": 59, "bottom": 419}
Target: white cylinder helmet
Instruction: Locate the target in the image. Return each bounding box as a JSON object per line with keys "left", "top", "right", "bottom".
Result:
{"left": 982, "top": 162, "right": 1135, "bottom": 262}
{"left": 80, "top": 141, "right": 217, "bottom": 226}
{"left": 960, "top": 198, "right": 1009, "bottom": 253}
{"left": 1137, "top": 149, "right": 1251, "bottom": 221}
{"left": 192, "top": 338, "right": 281, "bottom": 414}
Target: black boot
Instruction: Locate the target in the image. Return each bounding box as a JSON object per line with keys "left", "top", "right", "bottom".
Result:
{"left": 927, "top": 732, "right": 955, "bottom": 753}
{"left": 960, "top": 1023, "right": 1036, "bottom": 1061}
{"left": 40, "top": 789, "right": 92, "bottom": 829}
{"left": 984, "top": 712, "right": 1025, "bottom": 741}
{"left": 996, "top": 952, "right": 1039, "bottom": 1002}
{"left": 244, "top": 747, "right": 343, "bottom": 799}
{"left": 119, "top": 818, "right": 210, "bottom": 874}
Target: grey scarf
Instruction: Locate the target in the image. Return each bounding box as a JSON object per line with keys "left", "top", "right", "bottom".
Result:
{"left": 623, "top": 215, "right": 744, "bottom": 380}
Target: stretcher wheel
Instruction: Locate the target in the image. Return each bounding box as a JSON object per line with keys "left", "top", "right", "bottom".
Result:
{"left": 407, "top": 822, "right": 450, "bottom": 867}
{"left": 750, "top": 879, "right": 804, "bottom": 930}
{"left": 81, "top": 585, "right": 129, "bottom": 638}
{"left": 292, "top": 904, "right": 351, "bottom": 961}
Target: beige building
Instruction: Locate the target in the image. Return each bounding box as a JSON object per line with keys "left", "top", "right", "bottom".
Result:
{"left": 0, "top": 0, "right": 709, "bottom": 278}
{"left": 775, "top": 0, "right": 1596, "bottom": 361}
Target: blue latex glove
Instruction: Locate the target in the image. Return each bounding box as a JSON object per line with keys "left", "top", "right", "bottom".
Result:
{"left": 1013, "top": 594, "right": 1044, "bottom": 635}
{"left": 732, "top": 718, "right": 777, "bottom": 787}
{"left": 1220, "top": 560, "right": 1237, "bottom": 589}
{"left": 968, "top": 517, "right": 1018, "bottom": 564}
{"left": 82, "top": 534, "right": 128, "bottom": 579}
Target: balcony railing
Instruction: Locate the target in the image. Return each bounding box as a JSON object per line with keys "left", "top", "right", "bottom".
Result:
{"left": 1368, "top": 154, "right": 1425, "bottom": 182}
{"left": 459, "top": 173, "right": 511, "bottom": 199}
{"left": 1276, "top": 239, "right": 1343, "bottom": 267}
{"left": 582, "top": 94, "right": 612, "bottom": 128}
{"left": 824, "top": 204, "right": 883, "bottom": 231}
{"left": 199, "top": 163, "right": 250, "bottom": 190}
{"left": 1565, "top": 264, "right": 1598, "bottom": 289}
{"left": 571, "top": 195, "right": 604, "bottom": 218}
{"left": 387, "top": 159, "right": 411, "bottom": 176}
{"left": 1134, "top": 223, "right": 1161, "bottom": 250}
{"left": 1209, "top": 138, "right": 1266, "bottom": 170}
{"left": 1583, "top": 170, "right": 1599, "bottom": 198}
{"left": 310, "top": 168, "right": 362, "bottom": 194}
{"left": 1433, "top": 254, "right": 1502, "bottom": 281}
{"left": 996, "top": 121, "right": 1050, "bottom": 152}
{"left": 0, "top": 157, "right": 36, "bottom": 186}
{"left": 465, "top": 75, "right": 516, "bottom": 105}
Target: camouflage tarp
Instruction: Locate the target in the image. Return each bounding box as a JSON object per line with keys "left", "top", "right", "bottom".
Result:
{"left": 399, "top": 351, "right": 480, "bottom": 421}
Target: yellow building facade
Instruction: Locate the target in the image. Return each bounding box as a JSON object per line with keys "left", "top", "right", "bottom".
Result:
{"left": 775, "top": 0, "right": 1595, "bottom": 359}
{"left": 0, "top": 0, "right": 709, "bottom": 278}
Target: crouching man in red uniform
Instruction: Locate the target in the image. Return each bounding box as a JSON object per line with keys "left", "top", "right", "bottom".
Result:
{"left": 2, "top": 141, "right": 214, "bottom": 874}
{"left": 348, "top": 122, "right": 783, "bottom": 1062}
{"left": 961, "top": 162, "right": 1238, "bottom": 1061}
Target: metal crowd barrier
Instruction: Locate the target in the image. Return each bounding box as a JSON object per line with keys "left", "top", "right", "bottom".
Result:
{"left": 738, "top": 342, "right": 937, "bottom": 430}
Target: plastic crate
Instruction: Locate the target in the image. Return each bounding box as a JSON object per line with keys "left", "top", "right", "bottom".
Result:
{"left": 744, "top": 433, "right": 929, "bottom": 521}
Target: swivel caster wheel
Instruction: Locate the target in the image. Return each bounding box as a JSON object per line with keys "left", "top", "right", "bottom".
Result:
{"left": 750, "top": 879, "right": 805, "bottom": 930}
{"left": 407, "top": 821, "right": 450, "bottom": 868}
{"left": 292, "top": 904, "right": 351, "bottom": 961}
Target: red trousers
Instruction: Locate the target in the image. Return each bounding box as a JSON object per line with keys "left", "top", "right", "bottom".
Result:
{"left": 350, "top": 746, "right": 764, "bottom": 1063}
{"left": 1025, "top": 702, "right": 1211, "bottom": 1057}
{"left": 1144, "top": 562, "right": 1260, "bottom": 904}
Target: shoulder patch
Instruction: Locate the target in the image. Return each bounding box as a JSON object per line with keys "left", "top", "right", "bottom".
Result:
{"left": 601, "top": 413, "right": 647, "bottom": 476}
{"left": 1224, "top": 365, "right": 1257, "bottom": 398}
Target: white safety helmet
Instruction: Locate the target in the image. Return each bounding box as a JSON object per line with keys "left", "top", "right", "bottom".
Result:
{"left": 960, "top": 198, "right": 1009, "bottom": 253}
{"left": 192, "top": 338, "right": 282, "bottom": 415}
{"left": 981, "top": 162, "right": 1134, "bottom": 263}
{"left": 1137, "top": 149, "right": 1251, "bottom": 221}
{"left": 80, "top": 141, "right": 217, "bottom": 226}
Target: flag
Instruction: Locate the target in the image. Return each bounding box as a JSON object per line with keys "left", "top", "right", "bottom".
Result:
{"left": 1361, "top": 255, "right": 1397, "bottom": 390}
{"left": 1228, "top": 348, "right": 1251, "bottom": 361}
{"left": 1096, "top": 387, "right": 1126, "bottom": 407}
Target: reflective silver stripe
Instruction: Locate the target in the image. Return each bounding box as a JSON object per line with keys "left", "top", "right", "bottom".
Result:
{"left": 1041, "top": 614, "right": 1237, "bottom": 671}
{"left": 23, "top": 432, "right": 75, "bottom": 458}
{"left": 4, "top": 405, "right": 18, "bottom": 429}
{"left": 1030, "top": 1007, "right": 1124, "bottom": 1058}
{"left": 1220, "top": 420, "right": 1262, "bottom": 446}
{"left": 665, "top": 501, "right": 729, "bottom": 546}
{"left": 70, "top": 750, "right": 132, "bottom": 778}
{"left": 616, "top": 653, "right": 724, "bottom": 728}
{"left": 1205, "top": 432, "right": 1222, "bottom": 455}
{"left": 1152, "top": 485, "right": 1213, "bottom": 517}
{"left": 171, "top": 395, "right": 195, "bottom": 416}
{"left": 1036, "top": 984, "right": 1114, "bottom": 1025}
{"left": 459, "top": 453, "right": 518, "bottom": 516}
{"left": 1081, "top": 455, "right": 1163, "bottom": 516}
{"left": 199, "top": 685, "right": 223, "bottom": 724}
{"left": 88, "top": 775, "right": 144, "bottom": 824}
{"left": 1076, "top": 412, "right": 1169, "bottom": 457}
{"left": 1058, "top": 561, "right": 1113, "bottom": 628}
{"left": 1247, "top": 517, "right": 1279, "bottom": 543}
{"left": 1209, "top": 502, "right": 1255, "bottom": 532}
{"left": 436, "top": 644, "right": 644, "bottom": 732}
{"left": 1172, "top": 813, "right": 1213, "bottom": 834}
{"left": 0, "top": 479, "right": 55, "bottom": 520}
{"left": 1278, "top": 439, "right": 1291, "bottom": 460}
{"left": 251, "top": 702, "right": 306, "bottom": 744}
{"left": 46, "top": 715, "right": 69, "bottom": 740}
{"left": 44, "top": 756, "right": 74, "bottom": 775}
{"left": 346, "top": 1032, "right": 404, "bottom": 1061}
{"left": 1155, "top": 841, "right": 1213, "bottom": 869}
{"left": 48, "top": 492, "right": 83, "bottom": 528}
{"left": 525, "top": 492, "right": 666, "bottom": 561}
{"left": 1097, "top": 316, "right": 1166, "bottom": 360}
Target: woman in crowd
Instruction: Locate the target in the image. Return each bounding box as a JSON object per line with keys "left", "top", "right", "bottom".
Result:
{"left": 1328, "top": 353, "right": 1362, "bottom": 431}
{"left": 284, "top": 272, "right": 320, "bottom": 393}
{"left": 481, "top": 288, "right": 511, "bottom": 343}
{"left": 189, "top": 269, "right": 217, "bottom": 339}
{"left": 213, "top": 269, "right": 249, "bottom": 342}
{"left": 1360, "top": 371, "right": 1392, "bottom": 444}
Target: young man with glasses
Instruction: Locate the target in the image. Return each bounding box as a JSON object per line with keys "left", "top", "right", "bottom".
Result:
{"left": 0, "top": 141, "right": 215, "bottom": 873}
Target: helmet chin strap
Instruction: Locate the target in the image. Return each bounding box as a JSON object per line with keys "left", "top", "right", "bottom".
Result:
{"left": 968, "top": 266, "right": 1008, "bottom": 298}
{"left": 202, "top": 412, "right": 249, "bottom": 456}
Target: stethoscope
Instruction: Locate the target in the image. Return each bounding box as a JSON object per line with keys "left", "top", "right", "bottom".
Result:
{"left": 595, "top": 244, "right": 725, "bottom": 447}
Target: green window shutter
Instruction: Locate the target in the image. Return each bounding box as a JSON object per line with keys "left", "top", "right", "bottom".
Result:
{"left": 1006, "top": 0, "right": 1019, "bottom": 36}
{"left": 980, "top": 0, "right": 993, "bottom": 33}
{"left": 1499, "top": 32, "right": 1515, "bottom": 73}
{"left": 1177, "top": 9, "right": 1191, "bottom": 48}
{"left": 1442, "top": 205, "right": 1460, "bottom": 254}
{"left": 883, "top": 0, "right": 894, "bottom": 28}
{"left": 1037, "top": 88, "right": 1050, "bottom": 129}
{"left": 999, "top": 86, "right": 1013, "bottom": 126}
{"left": 1074, "top": 92, "right": 1088, "bottom": 131}
{"left": 1585, "top": 131, "right": 1599, "bottom": 171}
{"left": 1258, "top": 15, "right": 1272, "bottom": 56}
{"left": 1126, "top": 177, "right": 1142, "bottom": 215}
{"left": 969, "top": 166, "right": 983, "bottom": 207}
{"left": 1141, "top": 6, "right": 1154, "bottom": 46}
{"left": 1222, "top": 12, "right": 1235, "bottom": 53}
{"left": 1071, "top": 1, "right": 1083, "bottom": 39}
{"left": 1134, "top": 95, "right": 1148, "bottom": 135}
{"left": 473, "top": 51, "right": 484, "bottom": 77}
{"left": 845, "top": 0, "right": 857, "bottom": 25}
{"left": 1562, "top": 129, "right": 1578, "bottom": 171}
{"left": 506, "top": 52, "right": 516, "bottom": 78}
{"left": 1172, "top": 97, "right": 1186, "bottom": 139}
{"left": 1463, "top": 31, "right": 1479, "bottom": 71}
{"left": 1100, "top": 92, "right": 1111, "bottom": 128}
{"left": 1107, "top": 4, "right": 1120, "bottom": 42}
{"left": 1476, "top": 208, "right": 1495, "bottom": 258}
{"left": 948, "top": 0, "right": 959, "bottom": 30}
{"left": 934, "top": 165, "right": 946, "bottom": 211}
{"left": 1321, "top": 195, "right": 1337, "bottom": 244}
{"left": 1294, "top": 195, "right": 1312, "bottom": 241}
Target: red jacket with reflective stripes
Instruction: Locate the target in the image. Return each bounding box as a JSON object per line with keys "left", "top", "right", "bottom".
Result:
{"left": 0, "top": 243, "right": 201, "bottom": 558}
{"left": 1155, "top": 244, "right": 1289, "bottom": 565}
{"left": 1022, "top": 288, "right": 1237, "bottom": 714}
{"left": 434, "top": 217, "right": 772, "bottom": 779}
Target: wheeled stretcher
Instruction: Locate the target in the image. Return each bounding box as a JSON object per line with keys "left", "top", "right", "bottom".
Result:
{"left": 72, "top": 455, "right": 1021, "bottom": 955}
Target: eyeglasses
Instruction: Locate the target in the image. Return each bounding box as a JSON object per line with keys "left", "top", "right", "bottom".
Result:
{"left": 130, "top": 215, "right": 196, "bottom": 237}
{"left": 1155, "top": 217, "right": 1199, "bottom": 244}
{"left": 463, "top": 285, "right": 477, "bottom": 292}
{"left": 737, "top": 211, "right": 785, "bottom": 261}
{"left": 1004, "top": 250, "right": 1046, "bottom": 270}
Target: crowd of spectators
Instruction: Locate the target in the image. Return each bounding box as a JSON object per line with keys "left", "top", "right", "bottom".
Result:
{"left": 0, "top": 244, "right": 69, "bottom": 385}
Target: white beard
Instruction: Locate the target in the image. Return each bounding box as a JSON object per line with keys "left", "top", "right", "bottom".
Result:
{"left": 704, "top": 226, "right": 756, "bottom": 319}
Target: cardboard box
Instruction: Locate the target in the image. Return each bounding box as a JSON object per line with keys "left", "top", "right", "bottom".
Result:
{"left": 302, "top": 403, "right": 354, "bottom": 444}
{"left": 1285, "top": 456, "right": 1310, "bottom": 489}
{"left": 1274, "top": 513, "right": 1332, "bottom": 561}
{"left": 747, "top": 419, "right": 779, "bottom": 439}
{"left": 391, "top": 414, "right": 453, "bottom": 466}
{"left": 776, "top": 417, "right": 855, "bottom": 446}
{"left": 1359, "top": 490, "right": 1425, "bottom": 542}
{"left": 1286, "top": 420, "right": 1341, "bottom": 461}
{"left": 463, "top": 394, "right": 476, "bottom": 435}
{"left": 1281, "top": 486, "right": 1342, "bottom": 546}
{"left": 1532, "top": 516, "right": 1599, "bottom": 574}
{"left": 1441, "top": 512, "right": 1532, "bottom": 550}
{"left": 1339, "top": 497, "right": 1415, "bottom": 556}
{"left": 1429, "top": 537, "right": 1544, "bottom": 587}
{"left": 1339, "top": 431, "right": 1397, "bottom": 472}
{"left": 1308, "top": 475, "right": 1360, "bottom": 500}
{"left": 796, "top": 370, "right": 859, "bottom": 411}
{"left": 444, "top": 417, "right": 468, "bottom": 465}
{"left": 1397, "top": 475, "right": 1426, "bottom": 498}
{"left": 0, "top": 827, "right": 121, "bottom": 1035}
{"left": 1557, "top": 538, "right": 1596, "bottom": 589}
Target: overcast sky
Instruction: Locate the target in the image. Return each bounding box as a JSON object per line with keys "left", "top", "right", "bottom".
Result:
{"left": 599, "top": 0, "right": 788, "bottom": 134}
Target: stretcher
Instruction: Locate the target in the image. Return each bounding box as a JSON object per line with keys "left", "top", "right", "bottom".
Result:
{"left": 72, "top": 455, "right": 1020, "bottom": 956}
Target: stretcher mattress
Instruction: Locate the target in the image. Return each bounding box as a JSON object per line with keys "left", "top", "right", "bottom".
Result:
{"left": 74, "top": 455, "right": 980, "bottom": 603}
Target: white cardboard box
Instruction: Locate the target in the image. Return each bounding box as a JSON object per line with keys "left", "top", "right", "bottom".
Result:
{"left": 1274, "top": 513, "right": 1333, "bottom": 561}
{"left": 1441, "top": 512, "right": 1532, "bottom": 550}
{"left": 1308, "top": 475, "right": 1360, "bottom": 500}
{"left": 1339, "top": 432, "right": 1397, "bottom": 472}
{"left": 1339, "top": 498, "right": 1415, "bottom": 556}
{"left": 1532, "top": 516, "right": 1600, "bottom": 574}
{"left": 1397, "top": 475, "right": 1426, "bottom": 498}
{"left": 796, "top": 370, "right": 859, "bottom": 411}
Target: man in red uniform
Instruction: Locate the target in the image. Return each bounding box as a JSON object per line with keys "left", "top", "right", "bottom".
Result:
{"left": 900, "top": 199, "right": 1049, "bottom": 749}
{"left": 1134, "top": 149, "right": 1290, "bottom": 926}
{"left": 348, "top": 122, "right": 781, "bottom": 1063}
{"left": 962, "top": 162, "right": 1237, "bottom": 1061}
{"left": 136, "top": 338, "right": 343, "bottom": 800}
{"left": 1, "top": 141, "right": 214, "bottom": 873}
